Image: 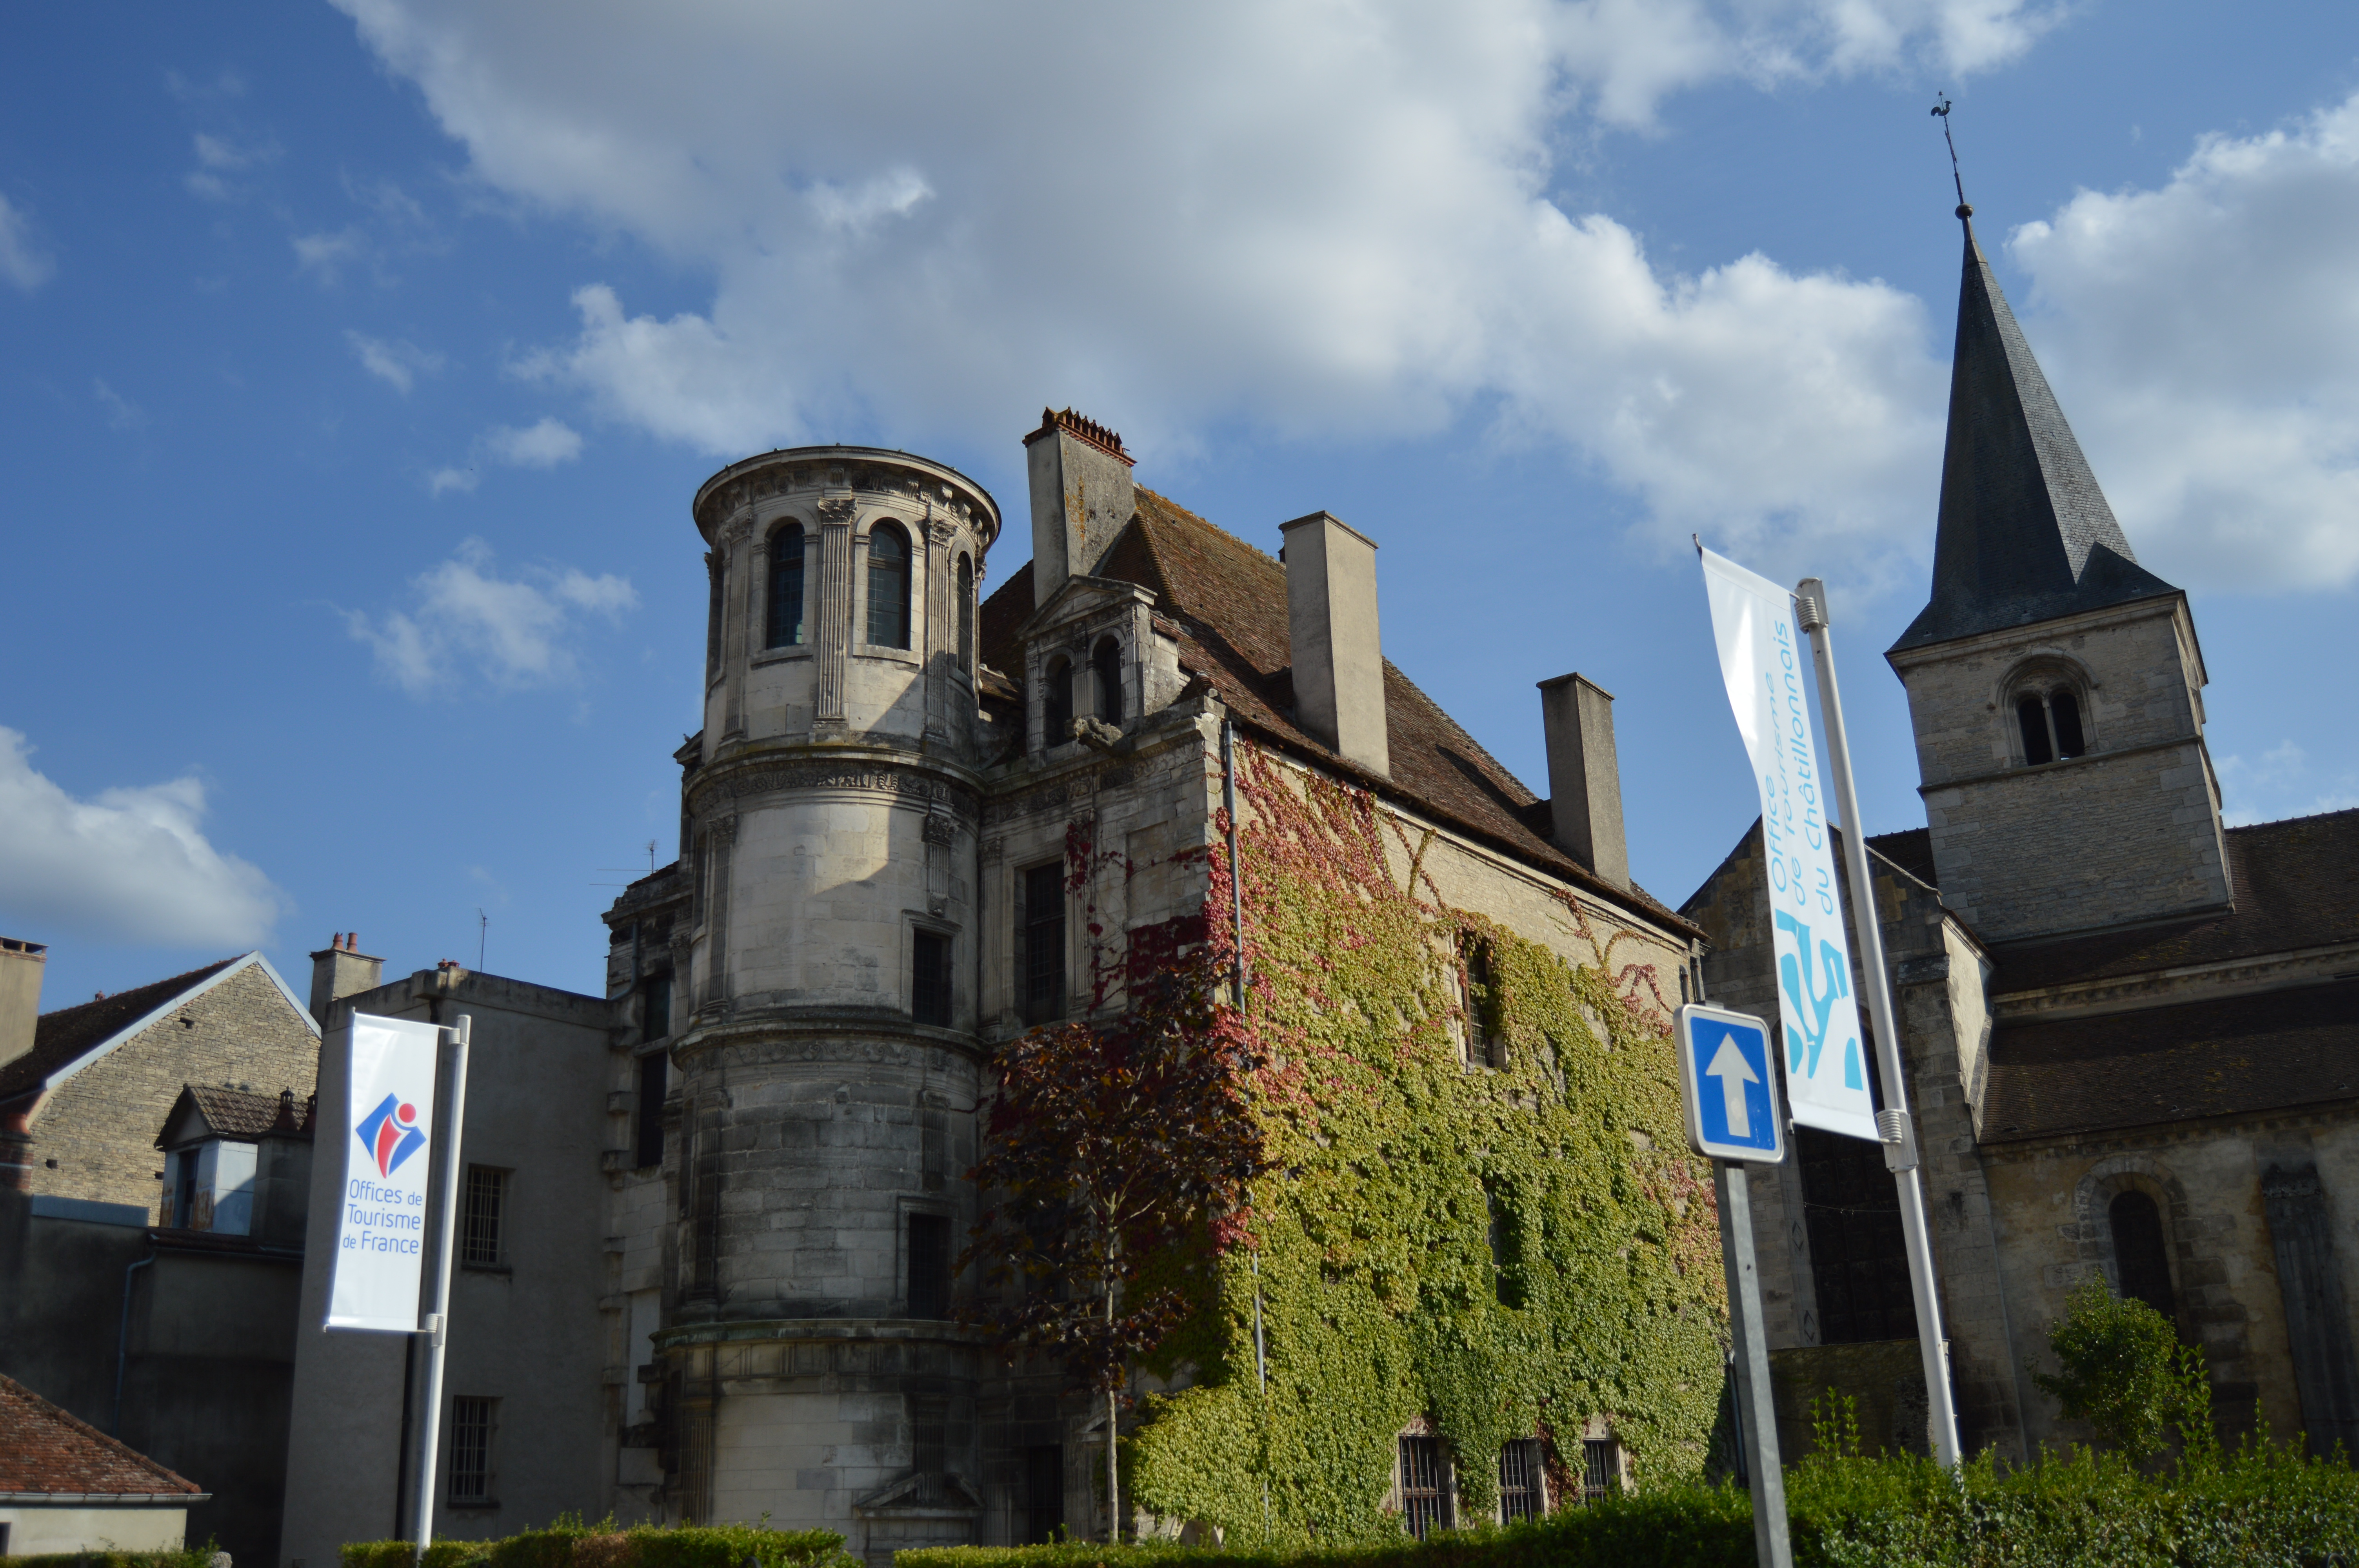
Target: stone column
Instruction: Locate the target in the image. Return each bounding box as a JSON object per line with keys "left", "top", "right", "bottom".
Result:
{"left": 720, "top": 518, "right": 753, "bottom": 740}
{"left": 703, "top": 815, "right": 738, "bottom": 1014}
{"left": 816, "top": 499, "right": 854, "bottom": 724}
{"left": 925, "top": 514, "right": 957, "bottom": 748}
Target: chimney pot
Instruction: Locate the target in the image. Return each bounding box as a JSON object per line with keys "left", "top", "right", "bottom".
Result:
{"left": 1538, "top": 674, "right": 1629, "bottom": 889}
{"left": 1280, "top": 512, "right": 1389, "bottom": 777}
{"left": 309, "top": 933, "right": 385, "bottom": 1029}
{"left": 0, "top": 936, "right": 47, "bottom": 1075}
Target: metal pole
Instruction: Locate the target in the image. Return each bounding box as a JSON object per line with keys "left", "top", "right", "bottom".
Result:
{"left": 1714, "top": 1163, "right": 1790, "bottom": 1568}
{"left": 411, "top": 1014, "right": 472, "bottom": 1564}
{"left": 1793, "top": 580, "right": 1962, "bottom": 1467}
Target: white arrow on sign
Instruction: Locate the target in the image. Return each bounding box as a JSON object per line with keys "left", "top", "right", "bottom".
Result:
{"left": 1705, "top": 1035, "right": 1759, "bottom": 1139}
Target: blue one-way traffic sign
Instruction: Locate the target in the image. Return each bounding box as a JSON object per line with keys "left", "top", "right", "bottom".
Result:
{"left": 1677, "top": 1004, "right": 1785, "bottom": 1164}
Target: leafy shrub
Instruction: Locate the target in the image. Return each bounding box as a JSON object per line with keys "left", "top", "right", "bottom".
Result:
{"left": 2031, "top": 1278, "right": 2211, "bottom": 1460}
{"left": 3, "top": 1550, "right": 223, "bottom": 1568}
{"left": 338, "top": 1521, "right": 854, "bottom": 1568}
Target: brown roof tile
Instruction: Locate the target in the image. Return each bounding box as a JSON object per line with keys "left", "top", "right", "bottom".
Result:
{"left": 1982, "top": 978, "right": 2359, "bottom": 1144}
{"left": 0, "top": 958, "right": 239, "bottom": 1102}
{"left": 980, "top": 489, "right": 1697, "bottom": 936}
{"left": 1991, "top": 809, "right": 2359, "bottom": 994}
{"left": 0, "top": 1373, "right": 203, "bottom": 1497}
{"left": 159, "top": 1083, "right": 316, "bottom": 1145}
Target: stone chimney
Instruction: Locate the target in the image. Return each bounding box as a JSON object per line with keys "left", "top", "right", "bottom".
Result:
{"left": 1538, "top": 674, "right": 1629, "bottom": 888}
{"left": 1025, "top": 407, "right": 1136, "bottom": 605}
{"left": 1280, "top": 511, "right": 1389, "bottom": 777}
{"left": 308, "top": 933, "right": 385, "bottom": 1030}
{"left": 0, "top": 937, "right": 46, "bottom": 1074}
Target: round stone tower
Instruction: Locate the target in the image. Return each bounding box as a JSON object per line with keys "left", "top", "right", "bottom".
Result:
{"left": 662, "top": 446, "right": 1001, "bottom": 1546}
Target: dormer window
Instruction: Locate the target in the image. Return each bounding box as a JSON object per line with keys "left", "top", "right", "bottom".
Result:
{"left": 1090, "top": 635, "right": 1122, "bottom": 724}
{"left": 2015, "top": 684, "right": 2086, "bottom": 766}
{"left": 767, "top": 523, "right": 805, "bottom": 648}
{"left": 1043, "top": 655, "right": 1073, "bottom": 747}
{"left": 867, "top": 523, "right": 912, "bottom": 649}
{"left": 163, "top": 1138, "right": 256, "bottom": 1234}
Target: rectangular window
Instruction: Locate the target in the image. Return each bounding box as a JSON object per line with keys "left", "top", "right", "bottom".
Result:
{"left": 448, "top": 1396, "right": 494, "bottom": 1504}
{"left": 461, "top": 1166, "right": 506, "bottom": 1267}
{"left": 907, "top": 1212, "right": 952, "bottom": 1319}
{"left": 1020, "top": 863, "right": 1065, "bottom": 1025}
{"left": 912, "top": 930, "right": 951, "bottom": 1027}
{"left": 1023, "top": 1444, "right": 1065, "bottom": 1544}
{"left": 643, "top": 974, "right": 672, "bottom": 1043}
{"left": 1498, "top": 1439, "right": 1543, "bottom": 1522}
{"left": 636, "top": 1052, "right": 668, "bottom": 1169}
{"left": 1398, "top": 1435, "right": 1451, "bottom": 1538}
{"left": 1580, "top": 1438, "right": 1619, "bottom": 1504}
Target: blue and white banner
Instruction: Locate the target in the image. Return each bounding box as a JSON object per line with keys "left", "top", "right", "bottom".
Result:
{"left": 1700, "top": 548, "right": 1878, "bottom": 1142}
{"left": 325, "top": 1012, "right": 441, "bottom": 1332}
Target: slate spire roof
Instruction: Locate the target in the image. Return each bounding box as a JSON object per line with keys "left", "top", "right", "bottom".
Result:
{"left": 1890, "top": 211, "right": 2180, "bottom": 652}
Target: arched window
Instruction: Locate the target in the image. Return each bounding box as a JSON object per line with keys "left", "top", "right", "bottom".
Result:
{"left": 956, "top": 554, "right": 974, "bottom": 675}
{"left": 2014, "top": 682, "right": 2087, "bottom": 766}
{"left": 1091, "top": 636, "right": 1122, "bottom": 724}
{"left": 766, "top": 523, "right": 805, "bottom": 648}
{"left": 867, "top": 523, "right": 911, "bottom": 649}
{"left": 2109, "top": 1190, "right": 2175, "bottom": 1320}
{"left": 704, "top": 554, "right": 725, "bottom": 678}
{"left": 1043, "top": 655, "right": 1072, "bottom": 747}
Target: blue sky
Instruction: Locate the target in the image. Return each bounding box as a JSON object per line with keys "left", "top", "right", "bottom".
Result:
{"left": 4, "top": 2, "right": 2357, "bottom": 1012}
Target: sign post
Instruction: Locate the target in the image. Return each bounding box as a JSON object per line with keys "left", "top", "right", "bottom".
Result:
{"left": 409, "top": 1015, "right": 471, "bottom": 1567}
{"left": 1677, "top": 1004, "right": 1790, "bottom": 1568}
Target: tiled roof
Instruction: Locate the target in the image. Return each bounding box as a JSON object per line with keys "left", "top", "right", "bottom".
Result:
{"left": 0, "top": 1372, "right": 203, "bottom": 1498}
{"left": 1981, "top": 978, "right": 2359, "bottom": 1144}
{"left": 980, "top": 489, "right": 1697, "bottom": 936}
{"left": 0, "top": 958, "right": 238, "bottom": 1101}
{"left": 1991, "top": 809, "right": 2359, "bottom": 994}
{"left": 159, "top": 1083, "right": 316, "bottom": 1145}
{"left": 1891, "top": 218, "right": 2179, "bottom": 653}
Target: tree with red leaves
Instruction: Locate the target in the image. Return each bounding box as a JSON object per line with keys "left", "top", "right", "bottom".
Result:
{"left": 963, "top": 935, "right": 1263, "bottom": 1543}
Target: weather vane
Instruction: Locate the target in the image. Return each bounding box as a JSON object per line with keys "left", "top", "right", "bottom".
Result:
{"left": 1931, "top": 96, "right": 1970, "bottom": 215}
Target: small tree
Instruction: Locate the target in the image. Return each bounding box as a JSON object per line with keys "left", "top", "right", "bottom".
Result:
{"left": 963, "top": 936, "right": 1264, "bottom": 1541}
{"left": 2032, "top": 1277, "right": 2211, "bottom": 1461}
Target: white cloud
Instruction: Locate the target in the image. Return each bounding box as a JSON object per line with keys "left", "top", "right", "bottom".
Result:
{"left": 2217, "top": 739, "right": 2359, "bottom": 828}
{"left": 347, "top": 330, "right": 445, "bottom": 394}
{"left": 330, "top": 0, "right": 2058, "bottom": 586}
{"left": 2007, "top": 92, "right": 2359, "bottom": 591}
{"left": 428, "top": 465, "right": 477, "bottom": 496}
{"left": 0, "top": 728, "right": 282, "bottom": 948}
{"left": 93, "top": 379, "right": 146, "bottom": 432}
{"left": 294, "top": 227, "right": 368, "bottom": 281}
{"left": 344, "top": 538, "right": 637, "bottom": 694}
{"left": 184, "top": 132, "right": 279, "bottom": 201}
{"left": 0, "top": 192, "right": 54, "bottom": 290}
{"left": 485, "top": 416, "right": 583, "bottom": 467}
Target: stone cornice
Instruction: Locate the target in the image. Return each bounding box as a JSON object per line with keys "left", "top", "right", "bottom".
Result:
{"left": 1917, "top": 732, "right": 2206, "bottom": 796}
{"left": 692, "top": 445, "right": 1000, "bottom": 552}
{"left": 685, "top": 750, "right": 983, "bottom": 822}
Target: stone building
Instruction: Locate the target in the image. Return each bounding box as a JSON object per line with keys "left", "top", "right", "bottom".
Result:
{"left": 1681, "top": 206, "right": 2359, "bottom": 1461}
{"left": 278, "top": 408, "right": 1712, "bottom": 1563}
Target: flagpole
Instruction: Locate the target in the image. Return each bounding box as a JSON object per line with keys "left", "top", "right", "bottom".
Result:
{"left": 1792, "top": 581, "right": 1962, "bottom": 1468}
{"left": 412, "top": 1013, "right": 472, "bottom": 1564}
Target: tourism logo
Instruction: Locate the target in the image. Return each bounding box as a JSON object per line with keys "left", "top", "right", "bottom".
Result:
{"left": 354, "top": 1093, "right": 426, "bottom": 1179}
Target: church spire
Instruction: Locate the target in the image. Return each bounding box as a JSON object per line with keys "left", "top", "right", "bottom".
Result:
{"left": 1890, "top": 205, "right": 2178, "bottom": 651}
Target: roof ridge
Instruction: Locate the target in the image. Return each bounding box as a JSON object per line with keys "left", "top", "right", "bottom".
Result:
{"left": 36, "top": 957, "right": 238, "bottom": 1025}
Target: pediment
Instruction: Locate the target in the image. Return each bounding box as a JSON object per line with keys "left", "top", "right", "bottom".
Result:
{"left": 1014, "top": 573, "right": 1156, "bottom": 642}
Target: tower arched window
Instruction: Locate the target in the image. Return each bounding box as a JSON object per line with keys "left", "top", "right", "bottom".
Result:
{"left": 704, "top": 554, "right": 725, "bottom": 679}
{"left": 956, "top": 554, "right": 974, "bottom": 675}
{"left": 1091, "top": 635, "right": 1122, "bottom": 725}
{"left": 1042, "top": 655, "right": 1072, "bottom": 747}
{"left": 2108, "top": 1189, "right": 2176, "bottom": 1321}
{"left": 767, "top": 523, "right": 805, "bottom": 648}
{"left": 867, "top": 522, "right": 911, "bottom": 649}
{"left": 2014, "top": 683, "right": 2086, "bottom": 766}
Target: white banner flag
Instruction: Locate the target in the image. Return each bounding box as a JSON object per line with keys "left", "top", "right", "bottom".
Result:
{"left": 326, "top": 1012, "right": 442, "bottom": 1331}
{"left": 1700, "top": 548, "right": 1878, "bottom": 1142}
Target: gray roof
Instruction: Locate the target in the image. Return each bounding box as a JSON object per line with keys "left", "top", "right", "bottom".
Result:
{"left": 1890, "top": 216, "right": 2180, "bottom": 653}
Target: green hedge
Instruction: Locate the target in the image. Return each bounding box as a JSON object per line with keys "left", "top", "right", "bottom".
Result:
{"left": 338, "top": 1521, "right": 856, "bottom": 1568}
{"left": 2, "top": 1552, "right": 221, "bottom": 1568}
{"left": 901, "top": 1443, "right": 2359, "bottom": 1568}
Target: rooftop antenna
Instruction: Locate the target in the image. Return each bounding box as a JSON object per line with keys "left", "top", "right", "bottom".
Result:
{"left": 1931, "top": 96, "right": 1970, "bottom": 217}
{"left": 647, "top": 839, "right": 658, "bottom": 874}
{"left": 477, "top": 909, "right": 487, "bottom": 972}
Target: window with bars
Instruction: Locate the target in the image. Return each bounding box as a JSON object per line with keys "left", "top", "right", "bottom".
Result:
{"left": 1579, "top": 1438, "right": 1619, "bottom": 1504}
{"left": 1023, "top": 1444, "right": 1065, "bottom": 1544}
{"left": 1497, "top": 1439, "right": 1544, "bottom": 1522}
{"left": 867, "top": 523, "right": 912, "bottom": 649}
{"left": 1021, "top": 863, "right": 1066, "bottom": 1025}
{"left": 1460, "top": 936, "right": 1503, "bottom": 1067}
{"left": 2015, "top": 684, "right": 2087, "bottom": 766}
{"left": 1398, "top": 1435, "right": 1451, "bottom": 1539}
{"left": 460, "top": 1166, "right": 506, "bottom": 1267}
{"left": 1799, "top": 1120, "right": 1918, "bottom": 1344}
{"left": 448, "top": 1396, "right": 494, "bottom": 1504}
{"left": 912, "top": 930, "right": 951, "bottom": 1028}
{"left": 636, "top": 1051, "right": 668, "bottom": 1170}
{"left": 767, "top": 523, "right": 806, "bottom": 648}
{"left": 907, "top": 1211, "right": 952, "bottom": 1319}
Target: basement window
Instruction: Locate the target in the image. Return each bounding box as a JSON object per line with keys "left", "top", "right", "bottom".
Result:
{"left": 1498, "top": 1439, "right": 1545, "bottom": 1522}
{"left": 1398, "top": 1435, "right": 1452, "bottom": 1538}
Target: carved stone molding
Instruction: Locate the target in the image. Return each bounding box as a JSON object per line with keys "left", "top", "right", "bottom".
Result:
{"left": 689, "top": 759, "right": 981, "bottom": 821}
{"left": 921, "top": 812, "right": 958, "bottom": 847}
{"left": 816, "top": 496, "right": 857, "bottom": 523}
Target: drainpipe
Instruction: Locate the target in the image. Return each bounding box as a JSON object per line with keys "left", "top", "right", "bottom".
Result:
{"left": 112, "top": 1243, "right": 156, "bottom": 1435}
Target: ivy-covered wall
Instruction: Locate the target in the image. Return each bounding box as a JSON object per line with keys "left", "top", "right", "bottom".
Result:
{"left": 1126, "top": 740, "right": 1728, "bottom": 1544}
